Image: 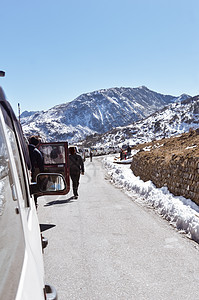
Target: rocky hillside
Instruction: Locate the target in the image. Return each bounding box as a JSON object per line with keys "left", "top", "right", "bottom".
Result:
{"left": 86, "top": 94, "right": 199, "bottom": 148}
{"left": 21, "top": 86, "right": 189, "bottom": 142}
{"left": 131, "top": 128, "right": 199, "bottom": 206}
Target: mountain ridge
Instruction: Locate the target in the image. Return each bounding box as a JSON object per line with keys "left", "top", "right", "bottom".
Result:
{"left": 85, "top": 94, "right": 199, "bottom": 148}
{"left": 21, "top": 86, "right": 190, "bottom": 143}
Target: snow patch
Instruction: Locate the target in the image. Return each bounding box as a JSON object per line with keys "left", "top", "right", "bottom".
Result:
{"left": 103, "top": 155, "right": 199, "bottom": 244}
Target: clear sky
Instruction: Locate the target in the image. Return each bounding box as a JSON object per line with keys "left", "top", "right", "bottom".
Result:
{"left": 1, "top": 0, "right": 199, "bottom": 114}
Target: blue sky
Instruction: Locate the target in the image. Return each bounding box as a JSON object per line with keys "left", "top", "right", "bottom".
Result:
{"left": 1, "top": 0, "right": 199, "bottom": 114}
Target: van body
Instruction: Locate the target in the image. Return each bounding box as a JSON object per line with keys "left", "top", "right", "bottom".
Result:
{"left": 0, "top": 87, "right": 66, "bottom": 299}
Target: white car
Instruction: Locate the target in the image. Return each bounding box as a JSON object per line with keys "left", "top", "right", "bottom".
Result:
{"left": 0, "top": 86, "right": 66, "bottom": 299}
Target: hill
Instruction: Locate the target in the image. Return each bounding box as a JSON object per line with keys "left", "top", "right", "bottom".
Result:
{"left": 85, "top": 95, "right": 199, "bottom": 148}
{"left": 20, "top": 86, "right": 189, "bottom": 142}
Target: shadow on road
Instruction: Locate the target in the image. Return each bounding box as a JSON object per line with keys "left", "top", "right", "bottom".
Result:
{"left": 40, "top": 223, "right": 56, "bottom": 232}
{"left": 44, "top": 196, "right": 75, "bottom": 207}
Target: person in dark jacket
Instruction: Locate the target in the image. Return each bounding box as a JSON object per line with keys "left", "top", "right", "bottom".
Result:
{"left": 28, "top": 136, "right": 44, "bottom": 180}
{"left": 120, "top": 149, "right": 123, "bottom": 160}
{"left": 69, "top": 146, "right": 84, "bottom": 199}
{"left": 127, "top": 145, "right": 131, "bottom": 158}
{"left": 28, "top": 136, "right": 44, "bottom": 208}
{"left": 90, "top": 150, "right": 93, "bottom": 162}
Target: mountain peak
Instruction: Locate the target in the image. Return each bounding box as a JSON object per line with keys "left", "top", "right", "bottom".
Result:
{"left": 21, "top": 86, "right": 190, "bottom": 143}
{"left": 138, "top": 85, "right": 148, "bottom": 90}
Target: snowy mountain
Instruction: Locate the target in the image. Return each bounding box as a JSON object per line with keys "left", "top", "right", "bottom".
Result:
{"left": 20, "top": 110, "right": 39, "bottom": 118}
{"left": 21, "top": 86, "right": 189, "bottom": 143}
{"left": 90, "top": 95, "right": 199, "bottom": 148}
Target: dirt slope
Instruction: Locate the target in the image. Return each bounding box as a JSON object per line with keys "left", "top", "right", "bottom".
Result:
{"left": 131, "top": 129, "right": 199, "bottom": 205}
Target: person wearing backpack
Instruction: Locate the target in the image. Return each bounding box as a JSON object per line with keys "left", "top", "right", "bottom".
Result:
{"left": 69, "top": 146, "right": 84, "bottom": 199}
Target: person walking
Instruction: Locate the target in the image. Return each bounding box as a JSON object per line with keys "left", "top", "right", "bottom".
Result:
{"left": 69, "top": 146, "right": 84, "bottom": 199}
{"left": 120, "top": 149, "right": 123, "bottom": 161}
{"left": 90, "top": 150, "right": 93, "bottom": 162}
{"left": 127, "top": 145, "right": 131, "bottom": 158}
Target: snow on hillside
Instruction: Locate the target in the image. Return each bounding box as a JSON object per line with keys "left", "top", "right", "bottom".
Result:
{"left": 20, "top": 86, "right": 189, "bottom": 142}
{"left": 103, "top": 154, "right": 199, "bottom": 244}
{"left": 94, "top": 95, "right": 199, "bottom": 148}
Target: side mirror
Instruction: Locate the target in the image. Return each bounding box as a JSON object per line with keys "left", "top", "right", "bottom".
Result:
{"left": 30, "top": 173, "right": 67, "bottom": 195}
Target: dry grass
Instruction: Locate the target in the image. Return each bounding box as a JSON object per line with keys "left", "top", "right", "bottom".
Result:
{"left": 132, "top": 129, "right": 199, "bottom": 161}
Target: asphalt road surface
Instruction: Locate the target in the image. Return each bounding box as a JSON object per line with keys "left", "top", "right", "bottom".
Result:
{"left": 38, "top": 157, "right": 199, "bottom": 300}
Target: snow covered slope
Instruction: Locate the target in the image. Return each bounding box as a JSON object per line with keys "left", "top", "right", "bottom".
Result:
{"left": 93, "top": 95, "right": 199, "bottom": 147}
{"left": 21, "top": 86, "right": 189, "bottom": 142}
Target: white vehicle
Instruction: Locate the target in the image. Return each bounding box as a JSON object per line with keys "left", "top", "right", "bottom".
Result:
{"left": 83, "top": 148, "right": 90, "bottom": 158}
{"left": 0, "top": 85, "right": 67, "bottom": 299}
{"left": 91, "top": 147, "right": 105, "bottom": 156}
{"left": 97, "top": 147, "right": 105, "bottom": 155}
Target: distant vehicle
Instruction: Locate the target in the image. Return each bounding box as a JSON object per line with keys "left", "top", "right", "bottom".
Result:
{"left": 83, "top": 147, "right": 90, "bottom": 158}
{"left": 108, "top": 146, "right": 116, "bottom": 154}
{"left": 97, "top": 147, "right": 106, "bottom": 155}
{"left": 0, "top": 86, "right": 67, "bottom": 299}
{"left": 104, "top": 146, "right": 120, "bottom": 155}
{"left": 91, "top": 147, "right": 105, "bottom": 156}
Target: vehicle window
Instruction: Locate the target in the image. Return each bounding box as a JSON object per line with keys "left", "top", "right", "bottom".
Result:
{"left": 6, "top": 124, "right": 29, "bottom": 207}
{"left": 0, "top": 116, "right": 25, "bottom": 299}
{"left": 40, "top": 144, "right": 66, "bottom": 165}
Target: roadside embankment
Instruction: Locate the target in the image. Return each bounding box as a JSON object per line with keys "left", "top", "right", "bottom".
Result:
{"left": 131, "top": 129, "right": 199, "bottom": 206}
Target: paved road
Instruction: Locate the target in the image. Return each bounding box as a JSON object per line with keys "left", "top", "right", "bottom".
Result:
{"left": 38, "top": 157, "right": 199, "bottom": 300}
